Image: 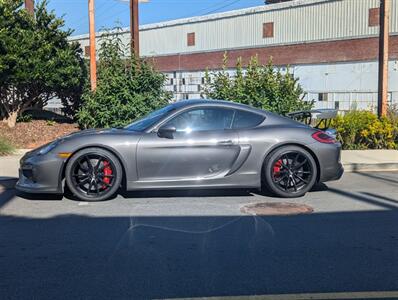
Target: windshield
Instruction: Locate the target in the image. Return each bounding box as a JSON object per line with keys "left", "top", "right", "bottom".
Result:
{"left": 124, "top": 104, "right": 176, "bottom": 132}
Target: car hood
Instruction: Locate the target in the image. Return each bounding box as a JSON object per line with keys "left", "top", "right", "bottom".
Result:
{"left": 24, "top": 128, "right": 141, "bottom": 158}
{"left": 63, "top": 128, "right": 131, "bottom": 139}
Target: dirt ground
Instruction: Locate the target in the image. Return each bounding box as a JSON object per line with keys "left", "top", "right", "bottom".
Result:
{"left": 0, "top": 120, "right": 79, "bottom": 149}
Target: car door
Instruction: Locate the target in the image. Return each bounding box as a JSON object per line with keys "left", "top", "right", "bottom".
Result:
{"left": 136, "top": 106, "right": 240, "bottom": 182}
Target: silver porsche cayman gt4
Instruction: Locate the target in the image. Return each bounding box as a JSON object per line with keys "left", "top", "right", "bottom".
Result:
{"left": 17, "top": 99, "right": 343, "bottom": 201}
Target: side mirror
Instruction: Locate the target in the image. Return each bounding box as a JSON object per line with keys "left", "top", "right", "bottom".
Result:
{"left": 157, "top": 124, "right": 176, "bottom": 138}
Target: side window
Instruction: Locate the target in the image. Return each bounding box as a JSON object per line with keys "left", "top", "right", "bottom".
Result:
{"left": 232, "top": 110, "right": 265, "bottom": 129}
{"left": 166, "top": 108, "right": 234, "bottom": 132}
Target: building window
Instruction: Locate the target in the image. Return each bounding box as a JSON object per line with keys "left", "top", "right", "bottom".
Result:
{"left": 368, "top": 8, "right": 380, "bottom": 27}
{"left": 318, "top": 93, "right": 328, "bottom": 101}
{"left": 334, "top": 101, "right": 340, "bottom": 110}
{"left": 187, "top": 32, "right": 195, "bottom": 46}
{"left": 263, "top": 22, "right": 274, "bottom": 38}
{"left": 84, "top": 46, "right": 90, "bottom": 57}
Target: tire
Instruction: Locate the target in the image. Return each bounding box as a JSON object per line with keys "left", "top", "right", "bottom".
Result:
{"left": 262, "top": 145, "right": 317, "bottom": 198}
{"left": 65, "top": 148, "right": 123, "bottom": 201}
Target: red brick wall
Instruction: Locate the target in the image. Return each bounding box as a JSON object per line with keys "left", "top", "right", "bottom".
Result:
{"left": 148, "top": 36, "right": 398, "bottom": 72}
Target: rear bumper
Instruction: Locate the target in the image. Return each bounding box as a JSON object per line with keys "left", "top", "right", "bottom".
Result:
{"left": 321, "top": 162, "right": 344, "bottom": 182}
{"left": 307, "top": 142, "right": 344, "bottom": 183}
{"left": 16, "top": 153, "right": 64, "bottom": 194}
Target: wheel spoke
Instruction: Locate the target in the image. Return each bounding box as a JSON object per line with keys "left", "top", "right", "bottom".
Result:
{"left": 87, "top": 180, "right": 93, "bottom": 194}
{"left": 85, "top": 156, "right": 93, "bottom": 171}
{"left": 94, "top": 180, "right": 99, "bottom": 194}
{"left": 293, "top": 153, "right": 300, "bottom": 168}
{"left": 95, "top": 158, "right": 103, "bottom": 171}
{"left": 78, "top": 161, "right": 89, "bottom": 173}
{"left": 78, "top": 177, "right": 90, "bottom": 187}
{"left": 292, "top": 177, "right": 297, "bottom": 192}
{"left": 283, "top": 176, "right": 290, "bottom": 191}
{"left": 294, "top": 173, "right": 308, "bottom": 184}
{"left": 74, "top": 173, "right": 89, "bottom": 179}
{"left": 275, "top": 174, "right": 288, "bottom": 183}
{"left": 294, "top": 158, "right": 307, "bottom": 170}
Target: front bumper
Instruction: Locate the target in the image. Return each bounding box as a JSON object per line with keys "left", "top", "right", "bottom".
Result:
{"left": 16, "top": 152, "right": 65, "bottom": 194}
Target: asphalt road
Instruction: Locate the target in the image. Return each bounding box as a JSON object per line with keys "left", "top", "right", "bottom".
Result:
{"left": 0, "top": 172, "right": 398, "bottom": 299}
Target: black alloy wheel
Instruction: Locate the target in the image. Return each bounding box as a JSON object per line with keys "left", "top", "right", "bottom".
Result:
{"left": 65, "top": 148, "right": 122, "bottom": 201}
{"left": 263, "top": 146, "right": 317, "bottom": 198}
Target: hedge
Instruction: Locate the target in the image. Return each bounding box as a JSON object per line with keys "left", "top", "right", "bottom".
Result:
{"left": 332, "top": 110, "right": 398, "bottom": 150}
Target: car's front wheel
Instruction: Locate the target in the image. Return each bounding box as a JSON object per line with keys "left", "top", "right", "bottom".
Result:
{"left": 65, "top": 148, "right": 122, "bottom": 201}
{"left": 263, "top": 145, "right": 317, "bottom": 198}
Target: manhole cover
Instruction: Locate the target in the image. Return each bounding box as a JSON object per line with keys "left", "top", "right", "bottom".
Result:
{"left": 241, "top": 202, "right": 314, "bottom": 216}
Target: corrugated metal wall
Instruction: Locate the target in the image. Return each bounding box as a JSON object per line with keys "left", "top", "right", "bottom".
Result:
{"left": 139, "top": 0, "right": 398, "bottom": 56}
{"left": 70, "top": 0, "right": 398, "bottom": 58}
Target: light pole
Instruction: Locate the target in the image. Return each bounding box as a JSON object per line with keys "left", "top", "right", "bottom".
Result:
{"left": 88, "top": 0, "right": 97, "bottom": 91}
{"left": 118, "top": 0, "right": 149, "bottom": 57}
{"left": 25, "top": 0, "right": 34, "bottom": 15}
{"left": 377, "top": 0, "right": 390, "bottom": 118}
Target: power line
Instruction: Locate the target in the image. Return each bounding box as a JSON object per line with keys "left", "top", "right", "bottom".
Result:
{"left": 201, "top": 0, "right": 243, "bottom": 15}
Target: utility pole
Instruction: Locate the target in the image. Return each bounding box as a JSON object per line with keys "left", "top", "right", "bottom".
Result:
{"left": 25, "top": 0, "right": 34, "bottom": 15}
{"left": 88, "top": 0, "right": 97, "bottom": 91}
{"left": 130, "top": 0, "right": 139, "bottom": 57}
{"left": 377, "top": 0, "right": 390, "bottom": 118}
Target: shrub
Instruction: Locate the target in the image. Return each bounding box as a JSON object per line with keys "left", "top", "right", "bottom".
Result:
{"left": 77, "top": 30, "right": 172, "bottom": 129}
{"left": 0, "top": 137, "right": 14, "bottom": 156}
{"left": 201, "top": 54, "right": 313, "bottom": 115}
{"left": 17, "top": 114, "right": 33, "bottom": 123}
{"left": 332, "top": 111, "right": 398, "bottom": 150}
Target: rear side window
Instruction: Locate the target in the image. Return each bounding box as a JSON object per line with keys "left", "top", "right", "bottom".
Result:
{"left": 232, "top": 110, "right": 265, "bottom": 129}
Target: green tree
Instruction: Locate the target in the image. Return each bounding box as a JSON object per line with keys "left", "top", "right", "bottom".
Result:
{"left": 77, "top": 30, "right": 172, "bottom": 129}
{"left": 202, "top": 53, "right": 313, "bottom": 115}
{"left": 0, "top": 0, "right": 86, "bottom": 127}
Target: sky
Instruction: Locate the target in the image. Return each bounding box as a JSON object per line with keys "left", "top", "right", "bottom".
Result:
{"left": 47, "top": 0, "right": 265, "bottom": 36}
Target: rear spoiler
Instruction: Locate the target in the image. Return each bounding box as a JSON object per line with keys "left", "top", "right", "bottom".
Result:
{"left": 286, "top": 109, "right": 337, "bottom": 131}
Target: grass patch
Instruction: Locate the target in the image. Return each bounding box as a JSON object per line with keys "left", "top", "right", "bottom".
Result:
{"left": 0, "top": 136, "right": 15, "bottom": 156}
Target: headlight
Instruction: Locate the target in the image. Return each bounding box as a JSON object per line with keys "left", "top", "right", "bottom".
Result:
{"left": 38, "top": 140, "right": 60, "bottom": 155}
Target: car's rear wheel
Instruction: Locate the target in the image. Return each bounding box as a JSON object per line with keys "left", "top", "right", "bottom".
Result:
{"left": 65, "top": 148, "right": 122, "bottom": 201}
{"left": 263, "top": 145, "right": 317, "bottom": 198}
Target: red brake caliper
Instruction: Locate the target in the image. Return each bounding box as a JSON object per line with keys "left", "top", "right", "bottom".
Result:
{"left": 102, "top": 161, "right": 112, "bottom": 189}
{"left": 273, "top": 159, "right": 282, "bottom": 177}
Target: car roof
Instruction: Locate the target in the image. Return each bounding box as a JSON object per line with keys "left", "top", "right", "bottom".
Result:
{"left": 171, "top": 99, "right": 266, "bottom": 114}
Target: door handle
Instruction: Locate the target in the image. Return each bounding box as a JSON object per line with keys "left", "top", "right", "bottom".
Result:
{"left": 217, "top": 139, "right": 234, "bottom": 146}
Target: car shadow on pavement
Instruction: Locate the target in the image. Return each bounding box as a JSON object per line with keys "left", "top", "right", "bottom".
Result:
{"left": 16, "top": 191, "right": 64, "bottom": 201}
{"left": 122, "top": 188, "right": 256, "bottom": 199}
{"left": 355, "top": 172, "right": 398, "bottom": 186}
{"left": 0, "top": 177, "right": 18, "bottom": 208}
{"left": 1, "top": 209, "right": 398, "bottom": 299}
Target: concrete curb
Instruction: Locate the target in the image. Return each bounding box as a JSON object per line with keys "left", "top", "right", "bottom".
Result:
{"left": 343, "top": 163, "right": 398, "bottom": 173}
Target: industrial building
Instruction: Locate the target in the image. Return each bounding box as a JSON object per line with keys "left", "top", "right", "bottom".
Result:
{"left": 69, "top": 0, "right": 398, "bottom": 111}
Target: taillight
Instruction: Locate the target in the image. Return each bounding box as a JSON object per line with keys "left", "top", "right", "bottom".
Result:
{"left": 312, "top": 131, "right": 337, "bottom": 144}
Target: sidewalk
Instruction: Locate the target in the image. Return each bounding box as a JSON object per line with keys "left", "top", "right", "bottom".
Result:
{"left": 1, "top": 149, "right": 397, "bottom": 190}
{"left": 0, "top": 149, "right": 29, "bottom": 191}
{"left": 342, "top": 150, "right": 398, "bottom": 172}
